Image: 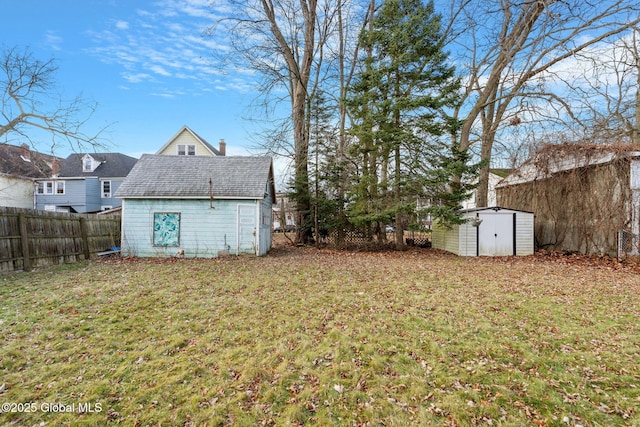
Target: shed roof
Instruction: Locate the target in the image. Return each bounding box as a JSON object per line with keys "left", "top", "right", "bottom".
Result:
{"left": 460, "top": 206, "right": 533, "bottom": 215}
{"left": 115, "top": 154, "right": 275, "bottom": 201}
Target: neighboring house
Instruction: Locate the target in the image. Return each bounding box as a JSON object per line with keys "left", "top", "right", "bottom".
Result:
{"left": 156, "top": 125, "right": 226, "bottom": 156}
{"left": 432, "top": 207, "right": 534, "bottom": 256}
{"left": 115, "top": 154, "right": 275, "bottom": 257}
{"left": 273, "top": 192, "right": 296, "bottom": 232}
{"left": 0, "top": 143, "right": 57, "bottom": 209}
{"left": 461, "top": 169, "right": 511, "bottom": 209}
{"left": 35, "top": 152, "right": 138, "bottom": 213}
{"left": 496, "top": 144, "right": 640, "bottom": 256}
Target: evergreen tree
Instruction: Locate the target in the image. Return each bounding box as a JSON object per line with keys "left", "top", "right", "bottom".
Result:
{"left": 347, "top": 0, "right": 473, "bottom": 245}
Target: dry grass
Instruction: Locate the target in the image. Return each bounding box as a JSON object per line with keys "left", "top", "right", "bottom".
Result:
{"left": 1, "top": 240, "right": 639, "bottom": 426}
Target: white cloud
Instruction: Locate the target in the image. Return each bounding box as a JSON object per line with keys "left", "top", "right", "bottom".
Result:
{"left": 115, "top": 20, "right": 130, "bottom": 30}
{"left": 44, "top": 31, "right": 63, "bottom": 51}
{"left": 149, "top": 64, "right": 172, "bottom": 77}
{"left": 123, "top": 72, "right": 152, "bottom": 83}
{"left": 87, "top": 0, "right": 254, "bottom": 97}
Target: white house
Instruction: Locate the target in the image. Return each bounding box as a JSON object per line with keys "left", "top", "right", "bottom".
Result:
{"left": 0, "top": 144, "right": 57, "bottom": 209}
{"left": 461, "top": 169, "right": 511, "bottom": 209}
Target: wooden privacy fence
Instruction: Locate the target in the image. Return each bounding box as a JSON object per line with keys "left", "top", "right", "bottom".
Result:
{"left": 0, "top": 207, "right": 120, "bottom": 272}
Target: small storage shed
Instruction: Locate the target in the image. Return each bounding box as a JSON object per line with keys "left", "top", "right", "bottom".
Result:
{"left": 115, "top": 154, "right": 275, "bottom": 258}
{"left": 432, "top": 207, "right": 534, "bottom": 256}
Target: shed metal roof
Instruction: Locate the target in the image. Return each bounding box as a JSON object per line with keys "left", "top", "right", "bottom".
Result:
{"left": 114, "top": 154, "right": 275, "bottom": 200}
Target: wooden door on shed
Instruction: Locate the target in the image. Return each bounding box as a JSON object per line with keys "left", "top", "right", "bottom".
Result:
{"left": 478, "top": 212, "right": 514, "bottom": 256}
{"left": 237, "top": 204, "right": 257, "bottom": 255}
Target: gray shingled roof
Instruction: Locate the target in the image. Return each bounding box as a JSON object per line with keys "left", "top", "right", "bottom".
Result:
{"left": 59, "top": 153, "right": 138, "bottom": 177}
{"left": 115, "top": 154, "right": 274, "bottom": 199}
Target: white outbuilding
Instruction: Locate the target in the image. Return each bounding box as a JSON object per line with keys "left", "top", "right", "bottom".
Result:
{"left": 432, "top": 207, "right": 534, "bottom": 256}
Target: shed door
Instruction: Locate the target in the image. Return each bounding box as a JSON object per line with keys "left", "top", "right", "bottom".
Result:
{"left": 237, "top": 204, "right": 257, "bottom": 255}
{"left": 478, "top": 213, "right": 514, "bottom": 256}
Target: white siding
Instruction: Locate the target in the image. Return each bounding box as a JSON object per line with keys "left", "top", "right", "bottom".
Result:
{"left": 458, "top": 221, "right": 478, "bottom": 256}
{"left": 432, "top": 222, "right": 462, "bottom": 255}
{"left": 0, "top": 175, "right": 35, "bottom": 208}
{"left": 515, "top": 212, "right": 534, "bottom": 256}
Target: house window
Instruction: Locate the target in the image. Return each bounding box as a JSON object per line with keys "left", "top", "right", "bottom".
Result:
{"left": 177, "top": 144, "right": 196, "bottom": 156}
{"left": 102, "top": 181, "right": 111, "bottom": 198}
{"left": 37, "top": 181, "right": 65, "bottom": 195}
{"left": 153, "top": 212, "right": 181, "bottom": 246}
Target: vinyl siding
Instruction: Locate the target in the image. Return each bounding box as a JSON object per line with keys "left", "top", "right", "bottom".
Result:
{"left": 84, "top": 177, "right": 101, "bottom": 212}
{"left": 458, "top": 222, "right": 478, "bottom": 256}
{"left": 36, "top": 179, "right": 91, "bottom": 212}
{"left": 100, "top": 178, "right": 125, "bottom": 209}
{"left": 515, "top": 212, "right": 534, "bottom": 256}
{"left": 432, "top": 222, "right": 461, "bottom": 255}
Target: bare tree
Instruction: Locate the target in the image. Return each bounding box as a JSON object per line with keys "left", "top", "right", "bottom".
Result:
{"left": 560, "top": 28, "right": 640, "bottom": 145}
{"left": 210, "top": 0, "right": 335, "bottom": 244}
{"left": 440, "top": 0, "right": 640, "bottom": 206}
{"left": 0, "top": 46, "right": 108, "bottom": 154}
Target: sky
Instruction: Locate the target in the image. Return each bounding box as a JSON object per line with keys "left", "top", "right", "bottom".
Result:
{"left": 0, "top": 0, "right": 266, "bottom": 161}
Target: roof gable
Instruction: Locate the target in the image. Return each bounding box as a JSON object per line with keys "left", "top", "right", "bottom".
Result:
{"left": 155, "top": 126, "right": 222, "bottom": 156}
{"left": 115, "top": 154, "right": 275, "bottom": 200}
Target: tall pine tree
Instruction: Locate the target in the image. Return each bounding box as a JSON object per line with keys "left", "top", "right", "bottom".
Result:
{"left": 347, "top": 0, "right": 472, "bottom": 246}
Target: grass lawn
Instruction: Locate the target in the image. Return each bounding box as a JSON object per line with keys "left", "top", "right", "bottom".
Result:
{"left": 1, "top": 242, "right": 639, "bottom": 426}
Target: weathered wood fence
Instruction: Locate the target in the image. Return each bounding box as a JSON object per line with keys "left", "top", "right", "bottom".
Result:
{"left": 0, "top": 207, "right": 120, "bottom": 272}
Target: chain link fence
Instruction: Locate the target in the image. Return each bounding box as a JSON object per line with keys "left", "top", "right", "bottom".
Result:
{"left": 617, "top": 230, "right": 640, "bottom": 259}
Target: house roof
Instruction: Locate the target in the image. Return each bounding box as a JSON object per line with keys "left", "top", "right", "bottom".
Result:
{"left": 155, "top": 125, "right": 223, "bottom": 156}
{"left": 497, "top": 144, "right": 640, "bottom": 188}
{"left": 114, "top": 154, "right": 275, "bottom": 201}
{"left": 0, "top": 143, "right": 58, "bottom": 179}
{"left": 58, "top": 153, "right": 138, "bottom": 178}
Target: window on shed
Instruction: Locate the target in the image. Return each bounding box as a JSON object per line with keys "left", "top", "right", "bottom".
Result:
{"left": 153, "top": 212, "right": 181, "bottom": 246}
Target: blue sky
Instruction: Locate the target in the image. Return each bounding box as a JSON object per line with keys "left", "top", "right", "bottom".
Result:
{"left": 0, "top": 0, "right": 263, "bottom": 159}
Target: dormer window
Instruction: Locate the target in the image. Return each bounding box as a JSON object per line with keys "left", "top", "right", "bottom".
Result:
{"left": 82, "top": 154, "right": 98, "bottom": 172}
